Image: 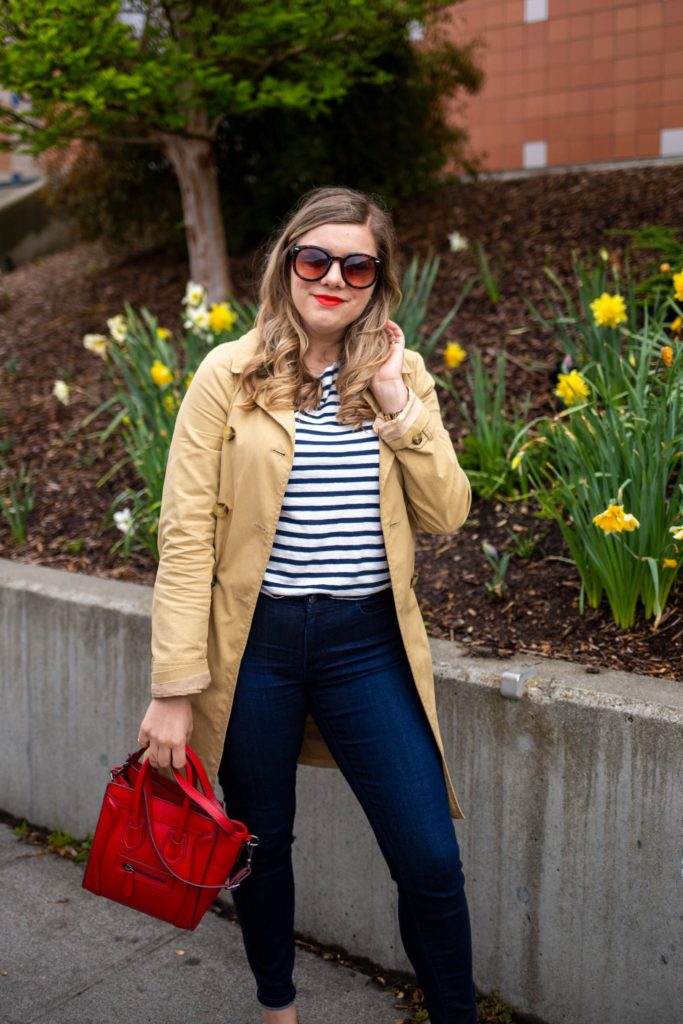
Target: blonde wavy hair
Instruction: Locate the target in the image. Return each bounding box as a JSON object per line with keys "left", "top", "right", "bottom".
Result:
{"left": 239, "top": 186, "right": 402, "bottom": 427}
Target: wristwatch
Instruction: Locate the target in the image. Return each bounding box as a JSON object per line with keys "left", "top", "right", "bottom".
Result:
{"left": 382, "top": 390, "right": 410, "bottom": 421}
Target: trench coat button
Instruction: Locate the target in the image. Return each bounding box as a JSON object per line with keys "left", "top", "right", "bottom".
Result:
{"left": 411, "top": 434, "right": 423, "bottom": 446}
{"left": 410, "top": 572, "right": 419, "bottom": 588}
{"left": 223, "top": 425, "right": 236, "bottom": 441}
{"left": 211, "top": 502, "right": 228, "bottom": 519}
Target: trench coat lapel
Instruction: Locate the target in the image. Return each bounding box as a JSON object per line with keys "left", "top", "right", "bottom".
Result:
{"left": 229, "top": 331, "right": 296, "bottom": 443}
{"left": 254, "top": 397, "right": 295, "bottom": 443}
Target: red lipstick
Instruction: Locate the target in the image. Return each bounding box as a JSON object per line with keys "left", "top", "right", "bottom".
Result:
{"left": 314, "top": 295, "right": 344, "bottom": 307}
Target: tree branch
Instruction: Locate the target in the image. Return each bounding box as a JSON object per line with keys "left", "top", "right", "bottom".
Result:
{"left": 0, "top": 105, "right": 46, "bottom": 136}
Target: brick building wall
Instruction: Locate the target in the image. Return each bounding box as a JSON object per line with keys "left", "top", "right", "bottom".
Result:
{"left": 446, "top": 0, "right": 683, "bottom": 172}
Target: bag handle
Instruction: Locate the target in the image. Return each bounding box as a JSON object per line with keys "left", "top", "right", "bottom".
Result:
{"left": 171, "top": 746, "right": 239, "bottom": 837}
{"left": 138, "top": 748, "right": 258, "bottom": 891}
{"left": 142, "top": 781, "right": 258, "bottom": 891}
{"left": 132, "top": 745, "right": 237, "bottom": 836}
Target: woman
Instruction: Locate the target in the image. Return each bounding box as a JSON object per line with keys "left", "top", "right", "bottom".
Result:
{"left": 138, "top": 187, "right": 476, "bottom": 1024}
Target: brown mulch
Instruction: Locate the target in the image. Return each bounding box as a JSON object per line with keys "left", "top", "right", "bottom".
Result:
{"left": 1, "top": 164, "right": 682, "bottom": 681}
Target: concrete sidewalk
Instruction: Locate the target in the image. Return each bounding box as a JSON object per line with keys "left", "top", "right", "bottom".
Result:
{"left": 0, "top": 824, "right": 399, "bottom": 1024}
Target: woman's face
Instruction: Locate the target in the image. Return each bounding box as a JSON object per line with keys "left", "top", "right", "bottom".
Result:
{"left": 288, "top": 221, "right": 379, "bottom": 348}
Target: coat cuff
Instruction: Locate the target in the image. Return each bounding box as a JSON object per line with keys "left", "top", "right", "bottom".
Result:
{"left": 372, "top": 388, "right": 432, "bottom": 450}
{"left": 151, "top": 666, "right": 211, "bottom": 698}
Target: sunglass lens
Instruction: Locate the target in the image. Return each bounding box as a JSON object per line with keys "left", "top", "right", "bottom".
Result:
{"left": 342, "top": 254, "right": 377, "bottom": 287}
{"left": 294, "top": 247, "right": 330, "bottom": 280}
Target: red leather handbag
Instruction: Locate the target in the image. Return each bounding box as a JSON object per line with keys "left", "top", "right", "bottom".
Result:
{"left": 82, "top": 744, "right": 258, "bottom": 930}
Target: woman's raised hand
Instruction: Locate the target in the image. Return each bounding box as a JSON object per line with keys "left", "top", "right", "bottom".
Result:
{"left": 138, "top": 695, "right": 193, "bottom": 770}
{"left": 370, "top": 320, "right": 409, "bottom": 413}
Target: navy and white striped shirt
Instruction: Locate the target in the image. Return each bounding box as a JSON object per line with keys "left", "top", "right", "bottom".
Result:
{"left": 261, "top": 362, "right": 391, "bottom": 598}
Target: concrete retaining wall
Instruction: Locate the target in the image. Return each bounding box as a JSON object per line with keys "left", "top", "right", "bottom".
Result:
{"left": 0, "top": 180, "right": 79, "bottom": 267}
{"left": 1, "top": 558, "right": 681, "bottom": 1024}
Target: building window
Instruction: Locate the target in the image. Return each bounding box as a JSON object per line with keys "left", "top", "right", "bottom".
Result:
{"left": 660, "top": 129, "right": 683, "bottom": 158}
{"left": 523, "top": 141, "right": 547, "bottom": 169}
{"left": 524, "top": 0, "right": 548, "bottom": 23}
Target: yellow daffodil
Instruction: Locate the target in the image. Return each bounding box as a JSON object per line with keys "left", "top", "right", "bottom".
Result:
{"left": 673, "top": 270, "right": 683, "bottom": 302}
{"left": 671, "top": 316, "right": 682, "bottom": 334}
{"left": 83, "top": 333, "right": 108, "bottom": 359}
{"left": 209, "top": 302, "right": 238, "bottom": 333}
{"left": 670, "top": 524, "right": 683, "bottom": 541}
{"left": 628, "top": 353, "right": 637, "bottom": 367}
{"left": 662, "top": 558, "right": 677, "bottom": 569}
{"left": 156, "top": 327, "right": 171, "bottom": 340}
{"left": 590, "top": 292, "right": 627, "bottom": 328}
{"left": 52, "top": 380, "right": 70, "bottom": 405}
{"left": 162, "top": 393, "right": 178, "bottom": 414}
{"left": 511, "top": 452, "right": 524, "bottom": 471}
{"left": 107, "top": 314, "right": 127, "bottom": 344}
{"left": 150, "top": 360, "right": 173, "bottom": 387}
{"left": 554, "top": 369, "right": 590, "bottom": 406}
{"left": 660, "top": 262, "right": 671, "bottom": 274}
{"left": 122, "top": 414, "right": 131, "bottom": 426}
{"left": 599, "top": 248, "right": 609, "bottom": 262}
{"left": 593, "top": 504, "right": 640, "bottom": 534}
{"left": 444, "top": 342, "right": 467, "bottom": 369}
{"left": 661, "top": 345, "right": 674, "bottom": 367}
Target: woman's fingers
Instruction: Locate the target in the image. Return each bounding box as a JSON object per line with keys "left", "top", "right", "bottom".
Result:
{"left": 137, "top": 695, "right": 193, "bottom": 771}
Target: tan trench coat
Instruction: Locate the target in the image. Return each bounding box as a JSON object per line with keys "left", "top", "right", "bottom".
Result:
{"left": 150, "top": 329, "right": 471, "bottom": 818}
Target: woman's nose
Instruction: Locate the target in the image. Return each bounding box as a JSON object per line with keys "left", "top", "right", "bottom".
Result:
{"left": 320, "top": 259, "right": 344, "bottom": 287}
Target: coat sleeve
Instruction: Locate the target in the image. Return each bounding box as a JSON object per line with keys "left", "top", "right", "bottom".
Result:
{"left": 372, "top": 351, "right": 471, "bottom": 534}
{"left": 150, "top": 344, "right": 235, "bottom": 698}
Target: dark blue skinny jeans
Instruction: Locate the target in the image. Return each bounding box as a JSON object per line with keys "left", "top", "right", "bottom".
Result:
{"left": 217, "top": 588, "right": 477, "bottom": 1023}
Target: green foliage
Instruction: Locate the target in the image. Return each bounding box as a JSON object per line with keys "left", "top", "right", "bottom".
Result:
{"left": 39, "top": 26, "right": 484, "bottom": 254}
{"left": 0, "top": 1, "right": 481, "bottom": 154}
{"left": 526, "top": 252, "right": 672, "bottom": 401}
{"left": 481, "top": 540, "right": 512, "bottom": 599}
{"left": 507, "top": 528, "right": 541, "bottom": 560}
{"left": 81, "top": 289, "right": 255, "bottom": 558}
{"left": 397, "top": 254, "right": 476, "bottom": 357}
{"left": 447, "top": 350, "right": 531, "bottom": 501}
{"left": 0, "top": 459, "right": 35, "bottom": 545}
{"left": 612, "top": 225, "right": 683, "bottom": 306}
{"left": 45, "top": 828, "right": 92, "bottom": 860}
{"left": 475, "top": 988, "right": 516, "bottom": 1023}
{"left": 471, "top": 240, "right": 501, "bottom": 303}
{"left": 13, "top": 819, "right": 92, "bottom": 861}
{"left": 514, "top": 251, "right": 683, "bottom": 628}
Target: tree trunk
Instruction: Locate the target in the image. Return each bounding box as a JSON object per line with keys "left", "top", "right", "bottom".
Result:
{"left": 161, "top": 127, "right": 232, "bottom": 304}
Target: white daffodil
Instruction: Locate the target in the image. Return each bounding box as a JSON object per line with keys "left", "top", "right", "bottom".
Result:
{"left": 83, "top": 333, "right": 109, "bottom": 359}
{"left": 183, "top": 280, "right": 206, "bottom": 308}
{"left": 107, "top": 314, "right": 127, "bottom": 344}
{"left": 113, "top": 508, "right": 134, "bottom": 535}
{"left": 448, "top": 231, "right": 469, "bottom": 254}
{"left": 52, "top": 380, "right": 70, "bottom": 405}
{"left": 184, "top": 304, "right": 210, "bottom": 330}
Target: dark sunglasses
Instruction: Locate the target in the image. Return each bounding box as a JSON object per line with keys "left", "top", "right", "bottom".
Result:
{"left": 289, "top": 245, "right": 381, "bottom": 289}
